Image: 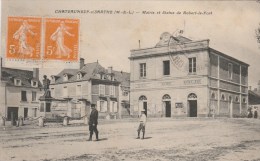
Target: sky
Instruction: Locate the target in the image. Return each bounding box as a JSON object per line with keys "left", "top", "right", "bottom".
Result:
{"left": 1, "top": 0, "right": 260, "bottom": 88}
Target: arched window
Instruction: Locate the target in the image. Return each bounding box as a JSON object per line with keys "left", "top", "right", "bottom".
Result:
{"left": 211, "top": 92, "right": 216, "bottom": 99}
{"left": 188, "top": 93, "right": 197, "bottom": 100}
{"left": 139, "top": 95, "right": 147, "bottom": 101}
{"left": 162, "top": 94, "right": 171, "bottom": 100}
{"left": 235, "top": 96, "right": 239, "bottom": 102}
{"left": 243, "top": 98, "right": 247, "bottom": 103}
{"left": 221, "top": 94, "right": 225, "bottom": 100}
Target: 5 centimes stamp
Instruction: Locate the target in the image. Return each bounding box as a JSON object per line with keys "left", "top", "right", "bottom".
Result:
{"left": 6, "top": 17, "right": 42, "bottom": 60}
{"left": 44, "top": 18, "right": 79, "bottom": 61}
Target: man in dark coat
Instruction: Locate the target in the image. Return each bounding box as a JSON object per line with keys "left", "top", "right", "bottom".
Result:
{"left": 88, "top": 104, "right": 99, "bottom": 141}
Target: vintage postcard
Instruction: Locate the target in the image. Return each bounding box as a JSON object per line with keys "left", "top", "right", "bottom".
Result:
{"left": 1, "top": 0, "right": 260, "bottom": 161}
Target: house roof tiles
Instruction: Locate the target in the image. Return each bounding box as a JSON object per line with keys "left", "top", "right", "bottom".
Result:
{"left": 51, "top": 62, "right": 130, "bottom": 86}
{"left": 1, "top": 67, "right": 42, "bottom": 88}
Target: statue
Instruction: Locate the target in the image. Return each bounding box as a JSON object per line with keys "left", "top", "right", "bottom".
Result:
{"left": 42, "top": 75, "right": 51, "bottom": 98}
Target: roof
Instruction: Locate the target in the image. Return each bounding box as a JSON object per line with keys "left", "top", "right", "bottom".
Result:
{"left": 132, "top": 32, "right": 249, "bottom": 66}
{"left": 52, "top": 62, "right": 130, "bottom": 86}
{"left": 1, "top": 67, "right": 42, "bottom": 88}
{"left": 112, "top": 70, "right": 130, "bottom": 87}
{"left": 249, "top": 90, "right": 260, "bottom": 105}
{"left": 209, "top": 48, "right": 249, "bottom": 67}
{"left": 155, "top": 34, "right": 192, "bottom": 47}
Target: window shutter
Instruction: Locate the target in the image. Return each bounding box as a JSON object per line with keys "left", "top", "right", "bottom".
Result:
{"left": 110, "top": 101, "right": 113, "bottom": 112}
{"left": 114, "top": 102, "right": 118, "bottom": 112}
{"left": 104, "top": 101, "right": 108, "bottom": 112}
{"left": 96, "top": 101, "right": 100, "bottom": 111}
{"left": 138, "top": 101, "right": 143, "bottom": 113}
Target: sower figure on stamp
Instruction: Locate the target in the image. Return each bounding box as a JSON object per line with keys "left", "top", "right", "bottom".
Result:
{"left": 88, "top": 104, "right": 99, "bottom": 141}
{"left": 50, "top": 21, "right": 74, "bottom": 58}
{"left": 13, "top": 20, "right": 36, "bottom": 57}
{"left": 137, "top": 109, "right": 147, "bottom": 139}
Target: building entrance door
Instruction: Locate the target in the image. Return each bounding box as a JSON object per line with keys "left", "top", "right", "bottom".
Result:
{"left": 143, "top": 102, "right": 147, "bottom": 116}
{"left": 162, "top": 94, "right": 171, "bottom": 117}
{"left": 188, "top": 93, "right": 197, "bottom": 117}
{"left": 7, "top": 107, "right": 18, "bottom": 121}
{"left": 139, "top": 95, "right": 147, "bottom": 116}
{"left": 24, "top": 108, "right": 28, "bottom": 118}
{"left": 165, "top": 101, "right": 171, "bottom": 117}
{"left": 189, "top": 100, "right": 197, "bottom": 117}
{"left": 229, "top": 96, "right": 233, "bottom": 118}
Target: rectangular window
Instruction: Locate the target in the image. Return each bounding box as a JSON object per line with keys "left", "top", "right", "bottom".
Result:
{"left": 163, "top": 60, "right": 170, "bottom": 75}
{"left": 63, "top": 75, "right": 68, "bottom": 81}
{"left": 123, "top": 91, "right": 128, "bottom": 96}
{"left": 51, "top": 88, "right": 55, "bottom": 97}
{"left": 32, "top": 81, "right": 38, "bottom": 87}
{"left": 114, "top": 102, "right": 118, "bottom": 112}
{"left": 110, "top": 101, "right": 118, "bottom": 112}
{"left": 40, "top": 103, "right": 44, "bottom": 112}
{"left": 76, "top": 85, "right": 82, "bottom": 96}
{"left": 110, "top": 85, "right": 115, "bottom": 96}
{"left": 33, "top": 108, "right": 37, "bottom": 117}
{"left": 21, "top": 91, "right": 27, "bottom": 101}
{"left": 15, "top": 79, "right": 22, "bottom": 86}
{"left": 100, "top": 101, "right": 107, "bottom": 112}
{"left": 140, "top": 63, "right": 146, "bottom": 78}
{"left": 110, "top": 101, "right": 114, "bottom": 112}
{"left": 228, "top": 63, "right": 233, "bottom": 79}
{"left": 189, "top": 57, "right": 196, "bottom": 74}
{"left": 63, "top": 86, "right": 68, "bottom": 97}
{"left": 46, "top": 102, "right": 51, "bottom": 112}
{"left": 99, "top": 85, "right": 105, "bottom": 95}
{"left": 32, "top": 91, "right": 36, "bottom": 101}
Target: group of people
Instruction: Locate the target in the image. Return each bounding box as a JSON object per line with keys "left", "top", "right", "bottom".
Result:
{"left": 247, "top": 106, "right": 258, "bottom": 118}
{"left": 87, "top": 104, "right": 147, "bottom": 141}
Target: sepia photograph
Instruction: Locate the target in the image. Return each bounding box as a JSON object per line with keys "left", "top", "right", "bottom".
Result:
{"left": 0, "top": 0, "right": 260, "bottom": 161}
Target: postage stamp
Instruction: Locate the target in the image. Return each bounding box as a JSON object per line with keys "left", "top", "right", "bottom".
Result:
{"left": 44, "top": 18, "right": 79, "bottom": 61}
{"left": 6, "top": 17, "right": 42, "bottom": 60}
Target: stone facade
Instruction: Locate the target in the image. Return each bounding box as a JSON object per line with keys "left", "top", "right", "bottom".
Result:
{"left": 49, "top": 59, "right": 130, "bottom": 119}
{"left": 0, "top": 58, "right": 43, "bottom": 120}
{"left": 129, "top": 32, "right": 249, "bottom": 118}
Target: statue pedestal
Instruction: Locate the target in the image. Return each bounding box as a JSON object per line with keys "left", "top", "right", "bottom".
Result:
{"left": 39, "top": 90, "right": 53, "bottom": 118}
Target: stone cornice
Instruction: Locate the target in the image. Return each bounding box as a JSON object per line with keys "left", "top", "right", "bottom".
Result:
{"left": 129, "top": 39, "right": 209, "bottom": 60}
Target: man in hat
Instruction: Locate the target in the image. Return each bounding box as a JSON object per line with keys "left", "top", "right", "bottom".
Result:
{"left": 136, "top": 109, "right": 147, "bottom": 139}
{"left": 88, "top": 104, "right": 99, "bottom": 141}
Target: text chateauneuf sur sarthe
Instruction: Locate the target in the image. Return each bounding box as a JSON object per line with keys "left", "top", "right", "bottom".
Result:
{"left": 54, "top": 10, "right": 213, "bottom": 15}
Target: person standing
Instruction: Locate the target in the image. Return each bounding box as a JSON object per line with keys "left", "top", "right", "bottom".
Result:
{"left": 88, "top": 104, "right": 99, "bottom": 141}
{"left": 137, "top": 109, "right": 147, "bottom": 139}
{"left": 253, "top": 106, "right": 258, "bottom": 119}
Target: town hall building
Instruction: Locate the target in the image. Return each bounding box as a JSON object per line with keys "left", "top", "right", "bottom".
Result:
{"left": 129, "top": 32, "right": 249, "bottom": 118}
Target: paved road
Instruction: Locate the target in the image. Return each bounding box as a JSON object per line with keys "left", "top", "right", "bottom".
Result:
{"left": 0, "top": 118, "right": 259, "bottom": 161}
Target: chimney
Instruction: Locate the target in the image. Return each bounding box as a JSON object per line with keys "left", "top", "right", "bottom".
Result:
{"left": 254, "top": 88, "right": 258, "bottom": 92}
{"left": 33, "top": 68, "right": 39, "bottom": 80}
{"left": 249, "top": 86, "right": 252, "bottom": 91}
{"left": 108, "top": 66, "right": 113, "bottom": 74}
{"left": 80, "top": 58, "right": 85, "bottom": 69}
